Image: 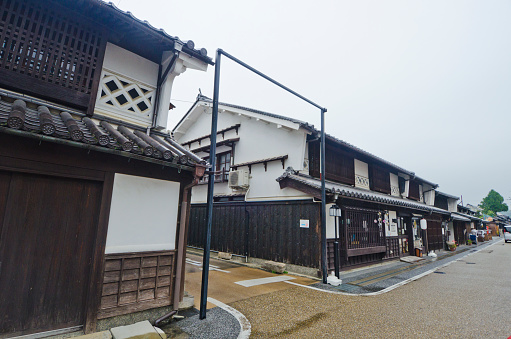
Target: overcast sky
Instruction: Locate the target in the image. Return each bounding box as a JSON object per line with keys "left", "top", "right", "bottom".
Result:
{"left": 116, "top": 0, "right": 510, "bottom": 206}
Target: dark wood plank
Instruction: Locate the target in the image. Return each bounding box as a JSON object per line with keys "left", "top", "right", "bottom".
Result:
{"left": 0, "top": 172, "right": 102, "bottom": 334}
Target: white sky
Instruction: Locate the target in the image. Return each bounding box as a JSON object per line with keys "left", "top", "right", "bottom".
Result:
{"left": 116, "top": 0, "right": 511, "bottom": 206}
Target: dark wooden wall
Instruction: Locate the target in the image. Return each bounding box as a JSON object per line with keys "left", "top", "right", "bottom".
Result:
{"left": 0, "top": 170, "right": 102, "bottom": 335}
{"left": 0, "top": 0, "right": 106, "bottom": 109}
{"left": 98, "top": 251, "right": 176, "bottom": 319}
{"left": 0, "top": 133, "right": 193, "bottom": 335}
{"left": 425, "top": 214, "right": 443, "bottom": 251}
{"left": 188, "top": 200, "right": 321, "bottom": 269}
{"left": 309, "top": 140, "right": 355, "bottom": 186}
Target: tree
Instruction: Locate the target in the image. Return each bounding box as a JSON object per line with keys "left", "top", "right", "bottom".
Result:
{"left": 479, "top": 190, "right": 509, "bottom": 217}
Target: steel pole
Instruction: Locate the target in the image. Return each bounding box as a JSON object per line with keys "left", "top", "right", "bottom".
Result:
{"left": 320, "top": 108, "right": 327, "bottom": 284}
{"left": 334, "top": 215, "right": 340, "bottom": 279}
{"left": 199, "top": 49, "right": 222, "bottom": 320}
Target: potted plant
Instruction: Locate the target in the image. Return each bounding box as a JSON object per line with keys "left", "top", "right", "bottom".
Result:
{"left": 446, "top": 241, "right": 456, "bottom": 251}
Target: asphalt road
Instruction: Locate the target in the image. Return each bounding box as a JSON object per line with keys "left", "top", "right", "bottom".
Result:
{"left": 226, "top": 239, "right": 511, "bottom": 338}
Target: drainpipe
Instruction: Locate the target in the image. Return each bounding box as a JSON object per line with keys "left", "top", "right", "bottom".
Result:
{"left": 152, "top": 51, "right": 179, "bottom": 129}
{"left": 172, "top": 164, "right": 206, "bottom": 312}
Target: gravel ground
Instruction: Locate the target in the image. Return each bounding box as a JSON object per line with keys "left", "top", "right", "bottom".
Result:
{"left": 229, "top": 239, "right": 511, "bottom": 338}
{"left": 168, "top": 307, "right": 240, "bottom": 339}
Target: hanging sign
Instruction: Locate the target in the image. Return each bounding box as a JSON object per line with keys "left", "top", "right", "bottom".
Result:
{"left": 300, "top": 219, "right": 309, "bottom": 228}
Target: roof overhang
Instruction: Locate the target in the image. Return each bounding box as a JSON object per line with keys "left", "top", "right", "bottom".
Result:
{"left": 276, "top": 168, "right": 450, "bottom": 215}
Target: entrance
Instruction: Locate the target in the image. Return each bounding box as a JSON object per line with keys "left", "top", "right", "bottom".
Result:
{"left": 397, "top": 217, "right": 413, "bottom": 255}
{"left": 0, "top": 171, "right": 102, "bottom": 336}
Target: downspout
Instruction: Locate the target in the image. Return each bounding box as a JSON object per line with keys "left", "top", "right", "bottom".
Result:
{"left": 171, "top": 165, "right": 206, "bottom": 313}
{"left": 151, "top": 51, "right": 179, "bottom": 129}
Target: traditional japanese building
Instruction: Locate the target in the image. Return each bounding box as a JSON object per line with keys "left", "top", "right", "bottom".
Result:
{"left": 174, "top": 95, "right": 453, "bottom": 275}
{"left": 0, "top": 0, "right": 211, "bottom": 336}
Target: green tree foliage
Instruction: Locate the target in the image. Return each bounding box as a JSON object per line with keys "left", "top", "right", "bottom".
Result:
{"left": 479, "top": 189, "right": 509, "bottom": 216}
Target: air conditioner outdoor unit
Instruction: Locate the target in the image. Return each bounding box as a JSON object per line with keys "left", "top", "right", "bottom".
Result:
{"left": 228, "top": 170, "right": 250, "bottom": 189}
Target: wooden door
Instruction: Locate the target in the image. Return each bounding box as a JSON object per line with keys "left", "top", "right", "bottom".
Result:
{"left": 0, "top": 171, "right": 102, "bottom": 336}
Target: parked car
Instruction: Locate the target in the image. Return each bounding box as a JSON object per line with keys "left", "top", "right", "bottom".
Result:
{"left": 503, "top": 225, "right": 511, "bottom": 243}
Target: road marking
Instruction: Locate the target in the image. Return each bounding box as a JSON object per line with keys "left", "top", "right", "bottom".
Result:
{"left": 207, "top": 297, "right": 251, "bottom": 339}
{"left": 235, "top": 276, "right": 295, "bottom": 287}
{"left": 285, "top": 239, "right": 503, "bottom": 296}
{"left": 186, "top": 258, "right": 231, "bottom": 273}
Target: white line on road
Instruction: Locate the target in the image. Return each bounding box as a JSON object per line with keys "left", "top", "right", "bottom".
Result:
{"left": 185, "top": 259, "right": 231, "bottom": 273}
{"left": 207, "top": 297, "right": 251, "bottom": 339}
{"left": 285, "top": 239, "right": 503, "bottom": 297}
{"left": 235, "top": 275, "right": 295, "bottom": 287}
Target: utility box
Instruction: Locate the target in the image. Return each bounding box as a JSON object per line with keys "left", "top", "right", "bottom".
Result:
{"left": 228, "top": 170, "right": 250, "bottom": 189}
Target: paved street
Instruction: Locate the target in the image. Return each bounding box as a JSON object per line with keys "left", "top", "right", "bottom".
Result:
{"left": 179, "top": 240, "right": 511, "bottom": 338}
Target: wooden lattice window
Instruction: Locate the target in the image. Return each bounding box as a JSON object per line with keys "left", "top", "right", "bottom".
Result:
{"left": 369, "top": 164, "right": 391, "bottom": 194}
{"left": 309, "top": 140, "right": 355, "bottom": 185}
{"left": 408, "top": 180, "right": 420, "bottom": 201}
{"left": 0, "top": 0, "right": 105, "bottom": 108}
{"left": 95, "top": 70, "right": 155, "bottom": 122}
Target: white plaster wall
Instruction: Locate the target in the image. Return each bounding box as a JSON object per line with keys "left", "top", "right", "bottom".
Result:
{"left": 105, "top": 174, "right": 180, "bottom": 254}
{"left": 447, "top": 198, "right": 458, "bottom": 212}
{"left": 102, "top": 43, "right": 159, "bottom": 85}
{"left": 178, "top": 105, "right": 312, "bottom": 203}
{"left": 354, "top": 159, "right": 369, "bottom": 189}
{"left": 386, "top": 210, "right": 398, "bottom": 237}
{"left": 447, "top": 222, "right": 455, "bottom": 242}
{"left": 354, "top": 159, "right": 369, "bottom": 178}
{"left": 424, "top": 190, "right": 436, "bottom": 206}
{"left": 419, "top": 185, "right": 424, "bottom": 203}
{"left": 390, "top": 173, "right": 399, "bottom": 197}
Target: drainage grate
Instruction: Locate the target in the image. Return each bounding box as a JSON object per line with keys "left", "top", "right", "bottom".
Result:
{"left": 434, "top": 271, "right": 446, "bottom": 274}
{"left": 466, "top": 262, "right": 476, "bottom": 265}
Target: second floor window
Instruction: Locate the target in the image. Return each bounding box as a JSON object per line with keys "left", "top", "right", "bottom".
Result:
{"left": 216, "top": 152, "right": 231, "bottom": 182}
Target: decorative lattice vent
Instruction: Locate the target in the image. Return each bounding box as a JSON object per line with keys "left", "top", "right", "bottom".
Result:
{"left": 95, "top": 70, "right": 155, "bottom": 124}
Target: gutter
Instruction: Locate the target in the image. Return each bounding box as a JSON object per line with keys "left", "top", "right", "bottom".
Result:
{"left": 172, "top": 165, "right": 206, "bottom": 311}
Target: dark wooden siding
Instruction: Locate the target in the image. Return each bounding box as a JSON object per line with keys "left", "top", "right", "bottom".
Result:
{"left": 434, "top": 196, "right": 449, "bottom": 210}
{"left": 309, "top": 140, "right": 355, "bottom": 185}
{"left": 408, "top": 180, "right": 420, "bottom": 201}
{"left": 369, "top": 164, "right": 391, "bottom": 194}
{"left": 0, "top": 0, "right": 106, "bottom": 109}
{"left": 0, "top": 171, "right": 102, "bottom": 335}
{"left": 188, "top": 200, "right": 321, "bottom": 269}
{"left": 425, "top": 214, "right": 443, "bottom": 251}
{"left": 98, "top": 251, "right": 176, "bottom": 319}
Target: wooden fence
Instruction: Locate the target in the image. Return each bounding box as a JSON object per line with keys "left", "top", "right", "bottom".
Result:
{"left": 188, "top": 200, "right": 321, "bottom": 269}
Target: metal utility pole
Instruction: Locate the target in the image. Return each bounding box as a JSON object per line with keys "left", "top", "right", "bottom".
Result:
{"left": 200, "top": 48, "right": 327, "bottom": 319}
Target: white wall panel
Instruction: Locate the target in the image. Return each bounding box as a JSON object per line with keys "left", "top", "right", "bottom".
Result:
{"left": 106, "top": 174, "right": 180, "bottom": 254}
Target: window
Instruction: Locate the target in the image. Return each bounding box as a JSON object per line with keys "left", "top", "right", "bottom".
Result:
{"left": 202, "top": 151, "right": 232, "bottom": 183}
{"left": 216, "top": 152, "right": 231, "bottom": 182}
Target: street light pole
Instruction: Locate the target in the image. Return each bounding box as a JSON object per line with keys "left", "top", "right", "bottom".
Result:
{"left": 199, "top": 48, "right": 327, "bottom": 319}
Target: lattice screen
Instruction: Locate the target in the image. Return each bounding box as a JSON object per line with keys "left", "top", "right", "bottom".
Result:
{"left": 96, "top": 70, "right": 155, "bottom": 120}
{"left": 0, "top": 0, "right": 104, "bottom": 94}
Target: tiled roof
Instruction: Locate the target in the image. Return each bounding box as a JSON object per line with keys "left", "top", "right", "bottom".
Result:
{"left": 94, "top": 1, "right": 213, "bottom": 65}
{"left": 452, "top": 212, "right": 481, "bottom": 222}
{"left": 276, "top": 167, "right": 449, "bottom": 215}
{"left": 436, "top": 191, "right": 460, "bottom": 200}
{"left": 0, "top": 91, "right": 205, "bottom": 169}
{"left": 451, "top": 213, "right": 471, "bottom": 222}
{"left": 186, "top": 95, "right": 439, "bottom": 185}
